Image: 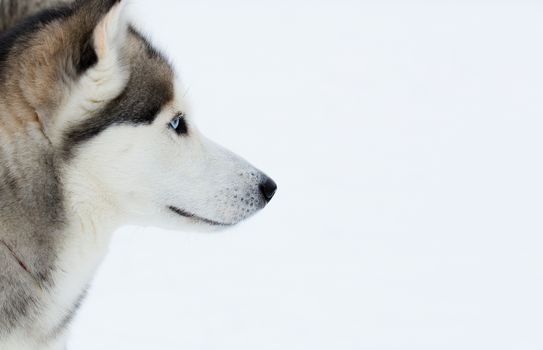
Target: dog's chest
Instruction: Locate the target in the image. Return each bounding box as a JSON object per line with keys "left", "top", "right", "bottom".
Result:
{"left": 39, "top": 224, "right": 113, "bottom": 338}
{"left": 0, "top": 225, "right": 112, "bottom": 349}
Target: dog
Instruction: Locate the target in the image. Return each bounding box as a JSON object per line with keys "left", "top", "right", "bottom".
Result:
{"left": 0, "top": 0, "right": 277, "bottom": 348}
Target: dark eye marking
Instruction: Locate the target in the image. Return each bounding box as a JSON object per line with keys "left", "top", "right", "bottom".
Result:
{"left": 169, "top": 113, "right": 188, "bottom": 135}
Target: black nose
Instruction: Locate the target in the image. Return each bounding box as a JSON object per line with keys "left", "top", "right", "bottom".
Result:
{"left": 259, "top": 176, "right": 277, "bottom": 203}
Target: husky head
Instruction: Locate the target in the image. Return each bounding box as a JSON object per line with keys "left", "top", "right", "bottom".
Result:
{"left": 4, "top": 0, "right": 276, "bottom": 230}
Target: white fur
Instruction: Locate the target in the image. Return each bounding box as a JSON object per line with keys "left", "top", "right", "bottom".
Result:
{"left": 2, "top": 3, "right": 269, "bottom": 349}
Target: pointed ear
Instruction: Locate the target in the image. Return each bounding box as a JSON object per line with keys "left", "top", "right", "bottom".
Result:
{"left": 45, "top": 0, "right": 129, "bottom": 144}
{"left": 70, "top": 0, "right": 129, "bottom": 101}
{"left": 82, "top": 0, "right": 128, "bottom": 100}
{"left": 92, "top": 0, "right": 126, "bottom": 61}
{"left": 71, "top": 0, "right": 126, "bottom": 72}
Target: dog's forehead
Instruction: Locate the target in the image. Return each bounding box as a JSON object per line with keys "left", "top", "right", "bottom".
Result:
{"left": 122, "top": 26, "right": 175, "bottom": 115}
{"left": 123, "top": 31, "right": 191, "bottom": 116}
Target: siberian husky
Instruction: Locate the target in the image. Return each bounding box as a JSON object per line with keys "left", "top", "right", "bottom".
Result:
{"left": 0, "top": 0, "right": 277, "bottom": 348}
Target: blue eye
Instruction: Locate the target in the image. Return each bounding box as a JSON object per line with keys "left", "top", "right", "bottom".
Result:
{"left": 169, "top": 114, "right": 188, "bottom": 135}
{"left": 170, "top": 118, "right": 180, "bottom": 129}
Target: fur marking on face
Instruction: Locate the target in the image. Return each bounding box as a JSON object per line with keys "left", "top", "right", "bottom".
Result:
{"left": 0, "top": 0, "right": 276, "bottom": 348}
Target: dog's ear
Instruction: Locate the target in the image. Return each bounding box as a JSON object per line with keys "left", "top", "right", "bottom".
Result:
{"left": 92, "top": 1, "right": 125, "bottom": 61}
{"left": 72, "top": 0, "right": 127, "bottom": 73}
{"left": 37, "top": 0, "right": 130, "bottom": 143}
{"left": 13, "top": 0, "right": 130, "bottom": 143}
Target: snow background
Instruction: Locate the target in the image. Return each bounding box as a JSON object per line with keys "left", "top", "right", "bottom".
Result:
{"left": 70, "top": 1, "right": 543, "bottom": 349}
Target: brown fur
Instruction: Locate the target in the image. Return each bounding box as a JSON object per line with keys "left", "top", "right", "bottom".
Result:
{"left": 0, "top": 0, "right": 174, "bottom": 342}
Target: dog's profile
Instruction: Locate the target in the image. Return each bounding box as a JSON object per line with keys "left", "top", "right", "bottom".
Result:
{"left": 0, "top": 0, "right": 276, "bottom": 348}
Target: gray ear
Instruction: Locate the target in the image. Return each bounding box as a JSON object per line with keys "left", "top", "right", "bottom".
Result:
{"left": 90, "top": 0, "right": 126, "bottom": 60}
{"left": 41, "top": 0, "right": 129, "bottom": 144}
{"left": 10, "top": 0, "right": 128, "bottom": 141}
{"left": 74, "top": 0, "right": 126, "bottom": 57}
{"left": 69, "top": 0, "right": 126, "bottom": 74}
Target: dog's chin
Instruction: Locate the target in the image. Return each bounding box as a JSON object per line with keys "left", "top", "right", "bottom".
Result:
{"left": 167, "top": 206, "right": 237, "bottom": 232}
{"left": 188, "top": 221, "right": 236, "bottom": 233}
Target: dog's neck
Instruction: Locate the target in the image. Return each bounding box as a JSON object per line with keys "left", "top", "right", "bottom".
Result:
{"left": 35, "top": 165, "right": 124, "bottom": 330}
{"left": 63, "top": 164, "right": 125, "bottom": 241}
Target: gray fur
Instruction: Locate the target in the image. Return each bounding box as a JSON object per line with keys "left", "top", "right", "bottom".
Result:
{"left": 48, "top": 288, "right": 88, "bottom": 339}
{"left": 0, "top": 0, "right": 73, "bottom": 33}
{"left": 0, "top": 1, "right": 273, "bottom": 348}
{"left": 63, "top": 26, "right": 174, "bottom": 159}
{"left": 0, "top": 123, "right": 66, "bottom": 334}
{"left": 0, "top": 0, "right": 174, "bottom": 346}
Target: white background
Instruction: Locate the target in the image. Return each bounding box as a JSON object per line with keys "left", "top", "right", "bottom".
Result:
{"left": 70, "top": 1, "right": 543, "bottom": 349}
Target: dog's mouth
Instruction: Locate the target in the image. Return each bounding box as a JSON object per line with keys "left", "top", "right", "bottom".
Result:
{"left": 168, "top": 206, "right": 233, "bottom": 227}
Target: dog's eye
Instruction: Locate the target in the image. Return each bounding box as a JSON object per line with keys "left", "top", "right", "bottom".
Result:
{"left": 169, "top": 114, "right": 187, "bottom": 135}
